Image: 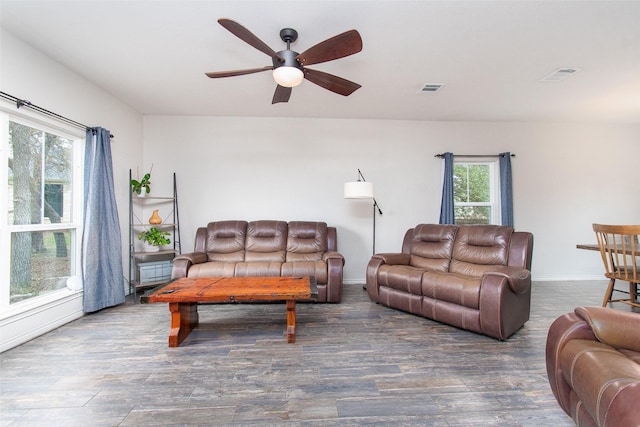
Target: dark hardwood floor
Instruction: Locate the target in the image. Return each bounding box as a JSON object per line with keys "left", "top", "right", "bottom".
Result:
{"left": 0, "top": 280, "right": 630, "bottom": 426}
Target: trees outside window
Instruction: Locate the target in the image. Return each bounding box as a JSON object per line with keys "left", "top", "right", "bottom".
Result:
{"left": 3, "top": 117, "right": 81, "bottom": 307}
{"left": 453, "top": 161, "right": 500, "bottom": 225}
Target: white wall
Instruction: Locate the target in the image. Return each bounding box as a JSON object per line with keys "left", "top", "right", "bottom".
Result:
{"left": 143, "top": 116, "right": 640, "bottom": 283}
{"left": 0, "top": 29, "right": 143, "bottom": 351}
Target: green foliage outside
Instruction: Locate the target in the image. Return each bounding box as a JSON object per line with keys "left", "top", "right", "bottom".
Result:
{"left": 454, "top": 163, "right": 491, "bottom": 224}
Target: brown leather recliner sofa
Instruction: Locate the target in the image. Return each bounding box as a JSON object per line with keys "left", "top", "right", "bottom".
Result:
{"left": 171, "top": 220, "right": 345, "bottom": 302}
{"left": 546, "top": 306, "right": 640, "bottom": 427}
{"left": 366, "top": 224, "right": 533, "bottom": 340}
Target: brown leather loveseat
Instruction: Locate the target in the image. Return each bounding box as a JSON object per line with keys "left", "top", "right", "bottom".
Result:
{"left": 546, "top": 306, "right": 640, "bottom": 426}
{"left": 366, "top": 224, "right": 533, "bottom": 340}
{"left": 171, "top": 220, "right": 345, "bottom": 302}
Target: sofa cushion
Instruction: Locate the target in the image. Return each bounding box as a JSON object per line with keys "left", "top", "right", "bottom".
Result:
{"left": 421, "top": 271, "right": 481, "bottom": 309}
{"left": 187, "top": 262, "right": 236, "bottom": 278}
{"left": 286, "top": 221, "right": 328, "bottom": 261}
{"left": 205, "top": 220, "right": 247, "bottom": 262}
{"left": 377, "top": 265, "right": 423, "bottom": 295}
{"left": 409, "top": 224, "right": 457, "bottom": 272}
{"left": 281, "top": 260, "right": 328, "bottom": 283}
{"left": 234, "top": 261, "right": 282, "bottom": 277}
{"left": 450, "top": 225, "right": 512, "bottom": 278}
{"left": 245, "top": 220, "right": 287, "bottom": 262}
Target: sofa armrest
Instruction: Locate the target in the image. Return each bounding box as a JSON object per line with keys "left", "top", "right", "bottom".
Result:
{"left": 545, "top": 311, "right": 599, "bottom": 415}
{"left": 325, "top": 253, "right": 344, "bottom": 303}
{"left": 171, "top": 252, "right": 208, "bottom": 279}
{"left": 508, "top": 231, "right": 533, "bottom": 269}
{"left": 575, "top": 306, "right": 640, "bottom": 352}
{"left": 372, "top": 253, "right": 411, "bottom": 265}
{"left": 174, "top": 252, "right": 208, "bottom": 264}
{"left": 366, "top": 253, "right": 411, "bottom": 302}
{"left": 546, "top": 307, "right": 640, "bottom": 426}
{"left": 484, "top": 266, "right": 531, "bottom": 294}
{"left": 323, "top": 251, "right": 345, "bottom": 265}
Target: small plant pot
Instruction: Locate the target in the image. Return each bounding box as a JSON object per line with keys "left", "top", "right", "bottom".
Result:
{"left": 142, "top": 241, "right": 160, "bottom": 252}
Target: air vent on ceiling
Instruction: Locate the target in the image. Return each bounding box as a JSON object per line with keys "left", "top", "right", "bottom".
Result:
{"left": 417, "top": 83, "right": 445, "bottom": 94}
{"left": 540, "top": 68, "right": 581, "bottom": 82}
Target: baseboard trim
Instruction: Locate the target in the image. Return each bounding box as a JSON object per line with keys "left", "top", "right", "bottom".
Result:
{"left": 532, "top": 275, "right": 604, "bottom": 282}
{"left": 0, "top": 292, "right": 84, "bottom": 353}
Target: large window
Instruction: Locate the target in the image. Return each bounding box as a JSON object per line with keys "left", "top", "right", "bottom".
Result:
{"left": 2, "top": 115, "right": 83, "bottom": 311}
{"left": 453, "top": 161, "right": 500, "bottom": 225}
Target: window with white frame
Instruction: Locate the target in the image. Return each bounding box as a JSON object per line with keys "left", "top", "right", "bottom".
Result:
{"left": 1, "top": 113, "right": 83, "bottom": 312}
{"left": 453, "top": 160, "right": 501, "bottom": 225}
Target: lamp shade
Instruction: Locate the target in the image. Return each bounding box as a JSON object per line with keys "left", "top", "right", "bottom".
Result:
{"left": 344, "top": 181, "right": 374, "bottom": 199}
{"left": 273, "top": 66, "right": 304, "bottom": 88}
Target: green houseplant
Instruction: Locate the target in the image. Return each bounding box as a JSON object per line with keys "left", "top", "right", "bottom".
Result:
{"left": 130, "top": 165, "right": 153, "bottom": 196}
{"left": 138, "top": 227, "right": 171, "bottom": 251}
{"left": 130, "top": 173, "right": 151, "bottom": 196}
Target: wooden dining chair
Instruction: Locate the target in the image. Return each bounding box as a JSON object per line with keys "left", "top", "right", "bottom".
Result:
{"left": 593, "top": 224, "right": 640, "bottom": 308}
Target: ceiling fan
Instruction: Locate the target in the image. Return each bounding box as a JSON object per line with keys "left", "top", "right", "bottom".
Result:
{"left": 205, "top": 19, "right": 363, "bottom": 104}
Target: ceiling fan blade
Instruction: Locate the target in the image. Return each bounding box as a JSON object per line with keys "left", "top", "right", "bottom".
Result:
{"left": 297, "top": 30, "right": 363, "bottom": 66}
{"left": 303, "top": 68, "right": 361, "bottom": 96}
{"left": 205, "top": 66, "right": 273, "bottom": 78}
{"left": 272, "top": 85, "right": 292, "bottom": 104}
{"left": 218, "top": 19, "right": 283, "bottom": 61}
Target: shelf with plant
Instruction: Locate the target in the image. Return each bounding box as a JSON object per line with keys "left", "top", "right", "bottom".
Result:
{"left": 138, "top": 227, "right": 171, "bottom": 252}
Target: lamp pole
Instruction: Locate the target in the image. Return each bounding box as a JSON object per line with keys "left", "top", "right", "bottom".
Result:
{"left": 356, "top": 169, "right": 383, "bottom": 255}
{"left": 344, "top": 169, "right": 383, "bottom": 289}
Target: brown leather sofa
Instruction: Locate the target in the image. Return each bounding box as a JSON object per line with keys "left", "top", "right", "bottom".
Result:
{"left": 366, "top": 224, "right": 533, "bottom": 340}
{"left": 546, "top": 306, "right": 640, "bottom": 427}
{"left": 171, "top": 220, "right": 345, "bottom": 302}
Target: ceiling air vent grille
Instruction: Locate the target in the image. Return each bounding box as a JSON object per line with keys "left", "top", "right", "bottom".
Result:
{"left": 417, "top": 83, "right": 445, "bottom": 94}
{"left": 541, "top": 68, "right": 581, "bottom": 82}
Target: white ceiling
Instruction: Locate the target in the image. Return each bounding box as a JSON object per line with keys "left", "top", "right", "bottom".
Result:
{"left": 1, "top": 0, "right": 639, "bottom": 123}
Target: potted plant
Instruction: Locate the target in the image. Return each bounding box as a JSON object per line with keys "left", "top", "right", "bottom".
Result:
{"left": 138, "top": 227, "right": 171, "bottom": 252}
{"left": 131, "top": 165, "right": 153, "bottom": 196}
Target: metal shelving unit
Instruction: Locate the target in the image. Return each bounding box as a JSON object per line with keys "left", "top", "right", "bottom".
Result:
{"left": 128, "top": 171, "right": 181, "bottom": 301}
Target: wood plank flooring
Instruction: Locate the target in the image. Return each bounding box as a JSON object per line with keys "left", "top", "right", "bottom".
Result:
{"left": 0, "top": 280, "right": 631, "bottom": 426}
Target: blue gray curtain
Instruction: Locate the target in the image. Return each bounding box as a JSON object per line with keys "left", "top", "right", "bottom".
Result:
{"left": 439, "top": 152, "right": 455, "bottom": 224}
{"left": 499, "top": 152, "right": 514, "bottom": 227}
{"left": 82, "top": 127, "right": 125, "bottom": 313}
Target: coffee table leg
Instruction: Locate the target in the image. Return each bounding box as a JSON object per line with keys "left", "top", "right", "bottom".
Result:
{"left": 286, "top": 300, "right": 296, "bottom": 343}
{"left": 168, "top": 302, "right": 199, "bottom": 347}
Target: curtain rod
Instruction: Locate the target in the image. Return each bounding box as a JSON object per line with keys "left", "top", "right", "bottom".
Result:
{"left": 434, "top": 153, "right": 515, "bottom": 158}
{"left": 0, "top": 91, "right": 114, "bottom": 138}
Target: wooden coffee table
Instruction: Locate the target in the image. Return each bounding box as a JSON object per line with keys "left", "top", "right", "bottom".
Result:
{"left": 140, "top": 276, "right": 317, "bottom": 346}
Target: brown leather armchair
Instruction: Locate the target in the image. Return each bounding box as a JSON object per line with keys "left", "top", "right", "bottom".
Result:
{"left": 546, "top": 306, "right": 640, "bottom": 426}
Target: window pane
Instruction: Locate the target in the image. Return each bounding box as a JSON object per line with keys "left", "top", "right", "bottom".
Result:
{"left": 453, "top": 164, "right": 468, "bottom": 203}
{"left": 467, "top": 164, "right": 490, "bottom": 203}
{"left": 8, "top": 121, "right": 73, "bottom": 225}
{"left": 10, "top": 230, "right": 72, "bottom": 304}
{"left": 455, "top": 206, "right": 491, "bottom": 225}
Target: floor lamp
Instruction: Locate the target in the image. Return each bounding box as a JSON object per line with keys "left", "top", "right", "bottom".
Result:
{"left": 344, "top": 169, "right": 383, "bottom": 255}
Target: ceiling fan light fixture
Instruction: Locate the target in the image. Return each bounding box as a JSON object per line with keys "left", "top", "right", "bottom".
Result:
{"left": 209, "top": 19, "right": 362, "bottom": 103}
{"left": 273, "top": 66, "right": 304, "bottom": 88}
